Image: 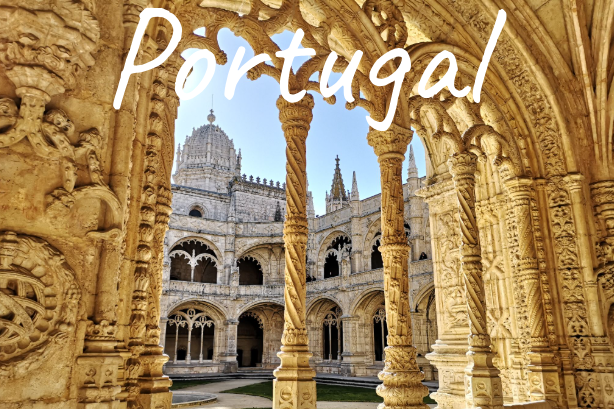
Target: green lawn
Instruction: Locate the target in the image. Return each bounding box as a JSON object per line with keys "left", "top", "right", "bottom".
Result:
{"left": 222, "top": 381, "right": 435, "bottom": 404}
{"left": 170, "top": 379, "right": 221, "bottom": 390}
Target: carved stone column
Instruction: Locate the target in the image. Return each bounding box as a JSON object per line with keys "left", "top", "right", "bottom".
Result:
{"left": 273, "top": 94, "right": 317, "bottom": 409}
{"left": 447, "top": 152, "right": 503, "bottom": 409}
{"left": 504, "top": 177, "right": 562, "bottom": 404}
{"left": 367, "top": 124, "right": 429, "bottom": 409}
{"left": 221, "top": 319, "right": 239, "bottom": 373}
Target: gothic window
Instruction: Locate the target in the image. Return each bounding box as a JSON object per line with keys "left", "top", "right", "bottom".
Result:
{"left": 169, "top": 240, "right": 218, "bottom": 283}
{"left": 371, "top": 232, "right": 383, "bottom": 270}
{"left": 166, "top": 308, "right": 215, "bottom": 364}
{"left": 404, "top": 222, "right": 411, "bottom": 242}
{"left": 373, "top": 308, "right": 388, "bottom": 362}
{"left": 324, "top": 235, "right": 351, "bottom": 279}
{"left": 238, "top": 256, "right": 263, "bottom": 285}
{"left": 322, "top": 307, "right": 343, "bottom": 361}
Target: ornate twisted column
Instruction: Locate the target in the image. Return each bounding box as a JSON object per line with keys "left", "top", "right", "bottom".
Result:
{"left": 504, "top": 177, "right": 561, "bottom": 404}
{"left": 273, "top": 94, "right": 317, "bottom": 409}
{"left": 447, "top": 152, "right": 503, "bottom": 409}
{"left": 367, "top": 124, "right": 429, "bottom": 409}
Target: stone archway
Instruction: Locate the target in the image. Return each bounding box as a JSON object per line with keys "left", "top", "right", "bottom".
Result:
{"left": 163, "top": 301, "right": 228, "bottom": 374}
{"left": 2, "top": 0, "right": 614, "bottom": 408}
{"left": 237, "top": 303, "right": 285, "bottom": 369}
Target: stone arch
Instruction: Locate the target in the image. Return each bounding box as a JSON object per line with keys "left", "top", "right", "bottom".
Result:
{"left": 235, "top": 244, "right": 286, "bottom": 284}
{"left": 167, "top": 300, "right": 228, "bottom": 323}
{"left": 237, "top": 299, "right": 285, "bottom": 318}
{"left": 350, "top": 289, "right": 386, "bottom": 365}
{"left": 412, "top": 282, "right": 436, "bottom": 312}
{"left": 237, "top": 302, "right": 285, "bottom": 368}
{"left": 237, "top": 255, "right": 264, "bottom": 285}
{"left": 168, "top": 238, "right": 219, "bottom": 283}
{"left": 306, "top": 297, "right": 344, "bottom": 363}
{"left": 165, "top": 301, "right": 227, "bottom": 365}
{"left": 317, "top": 230, "right": 352, "bottom": 279}
{"left": 170, "top": 236, "right": 223, "bottom": 261}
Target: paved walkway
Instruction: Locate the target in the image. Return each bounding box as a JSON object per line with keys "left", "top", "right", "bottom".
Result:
{"left": 174, "top": 379, "right": 380, "bottom": 409}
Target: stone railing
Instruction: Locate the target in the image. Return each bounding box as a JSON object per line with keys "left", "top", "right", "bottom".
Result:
{"left": 169, "top": 213, "right": 227, "bottom": 234}
{"left": 238, "top": 284, "right": 284, "bottom": 297}
{"left": 167, "top": 280, "right": 231, "bottom": 296}
{"left": 306, "top": 268, "right": 384, "bottom": 295}
{"left": 166, "top": 280, "right": 286, "bottom": 298}
{"left": 235, "top": 222, "right": 284, "bottom": 236}
{"left": 409, "top": 259, "right": 433, "bottom": 276}
{"left": 166, "top": 261, "right": 431, "bottom": 299}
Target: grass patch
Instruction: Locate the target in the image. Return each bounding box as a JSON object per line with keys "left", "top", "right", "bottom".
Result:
{"left": 223, "top": 381, "right": 434, "bottom": 404}
{"left": 223, "top": 381, "right": 274, "bottom": 400}
{"left": 170, "top": 379, "right": 221, "bottom": 390}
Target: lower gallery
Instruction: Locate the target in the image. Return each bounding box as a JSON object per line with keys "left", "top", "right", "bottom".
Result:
{"left": 0, "top": 0, "right": 613, "bottom": 409}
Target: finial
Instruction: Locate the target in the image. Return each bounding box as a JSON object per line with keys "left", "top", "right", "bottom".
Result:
{"left": 335, "top": 155, "right": 340, "bottom": 166}
{"left": 207, "top": 108, "right": 216, "bottom": 124}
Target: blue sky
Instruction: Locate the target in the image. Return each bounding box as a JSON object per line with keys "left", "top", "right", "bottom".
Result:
{"left": 174, "top": 29, "right": 426, "bottom": 216}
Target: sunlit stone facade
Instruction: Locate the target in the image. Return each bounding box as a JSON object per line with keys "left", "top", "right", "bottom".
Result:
{"left": 160, "top": 116, "right": 437, "bottom": 379}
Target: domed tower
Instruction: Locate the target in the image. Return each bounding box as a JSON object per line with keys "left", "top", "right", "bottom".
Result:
{"left": 173, "top": 110, "right": 241, "bottom": 192}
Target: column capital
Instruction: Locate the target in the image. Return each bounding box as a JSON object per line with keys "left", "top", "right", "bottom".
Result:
{"left": 276, "top": 94, "right": 314, "bottom": 139}
{"left": 504, "top": 177, "right": 534, "bottom": 201}
{"left": 367, "top": 124, "right": 412, "bottom": 159}
{"left": 563, "top": 172, "right": 585, "bottom": 192}
{"left": 590, "top": 180, "right": 614, "bottom": 207}
{"left": 447, "top": 151, "right": 479, "bottom": 179}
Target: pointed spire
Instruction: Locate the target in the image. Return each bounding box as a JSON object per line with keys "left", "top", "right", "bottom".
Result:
{"left": 176, "top": 143, "right": 182, "bottom": 159}
{"left": 407, "top": 144, "right": 418, "bottom": 179}
{"left": 351, "top": 171, "right": 359, "bottom": 201}
{"left": 307, "top": 191, "right": 315, "bottom": 218}
{"left": 330, "top": 155, "right": 348, "bottom": 201}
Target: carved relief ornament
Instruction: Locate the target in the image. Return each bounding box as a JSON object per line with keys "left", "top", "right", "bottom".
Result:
{"left": 0, "top": 231, "right": 80, "bottom": 379}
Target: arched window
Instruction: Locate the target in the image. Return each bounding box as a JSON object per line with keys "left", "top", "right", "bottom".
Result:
{"left": 323, "top": 307, "right": 343, "bottom": 361}
{"left": 237, "top": 313, "right": 263, "bottom": 367}
{"left": 419, "top": 252, "right": 428, "bottom": 260}
{"left": 238, "top": 256, "right": 263, "bottom": 285}
{"left": 169, "top": 240, "right": 218, "bottom": 283}
{"left": 373, "top": 308, "right": 388, "bottom": 362}
{"left": 166, "top": 308, "right": 215, "bottom": 364}
{"left": 324, "top": 235, "right": 351, "bottom": 279}
{"left": 371, "top": 232, "right": 383, "bottom": 270}
{"left": 189, "top": 208, "right": 203, "bottom": 217}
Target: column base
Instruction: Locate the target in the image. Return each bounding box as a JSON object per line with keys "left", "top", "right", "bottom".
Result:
{"left": 135, "top": 391, "right": 172, "bottom": 409}
{"left": 526, "top": 350, "right": 562, "bottom": 406}
{"left": 465, "top": 347, "right": 504, "bottom": 409}
{"left": 377, "top": 345, "right": 429, "bottom": 409}
{"left": 273, "top": 347, "right": 317, "bottom": 409}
